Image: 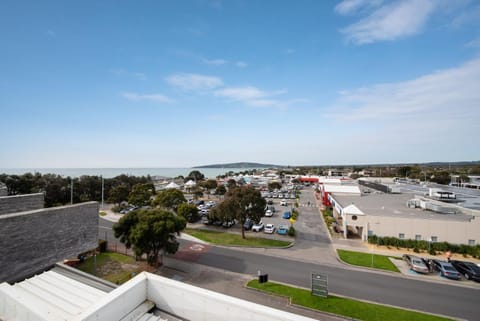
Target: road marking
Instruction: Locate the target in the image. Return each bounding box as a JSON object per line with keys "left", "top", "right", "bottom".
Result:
{"left": 189, "top": 244, "right": 205, "bottom": 252}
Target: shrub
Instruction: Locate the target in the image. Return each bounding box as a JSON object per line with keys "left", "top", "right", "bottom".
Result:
{"left": 98, "top": 239, "right": 107, "bottom": 253}
{"left": 288, "top": 226, "right": 296, "bottom": 237}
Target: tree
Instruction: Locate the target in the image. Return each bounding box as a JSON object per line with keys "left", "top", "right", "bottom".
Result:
{"left": 215, "top": 185, "right": 227, "bottom": 195}
{"left": 212, "top": 186, "right": 265, "bottom": 239}
{"left": 108, "top": 185, "right": 130, "bottom": 204}
{"left": 268, "top": 181, "right": 282, "bottom": 191}
{"left": 113, "top": 209, "right": 186, "bottom": 266}
{"left": 128, "top": 183, "right": 155, "bottom": 206}
{"left": 430, "top": 171, "right": 452, "bottom": 185}
{"left": 227, "top": 179, "right": 237, "bottom": 189}
{"left": 153, "top": 188, "right": 186, "bottom": 211}
{"left": 203, "top": 179, "right": 218, "bottom": 190}
{"left": 187, "top": 170, "right": 205, "bottom": 182}
{"left": 177, "top": 203, "right": 200, "bottom": 223}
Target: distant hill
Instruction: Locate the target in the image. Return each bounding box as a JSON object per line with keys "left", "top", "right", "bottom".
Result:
{"left": 194, "top": 162, "right": 281, "bottom": 169}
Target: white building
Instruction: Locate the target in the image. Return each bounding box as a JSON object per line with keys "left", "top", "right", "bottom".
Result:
{"left": 0, "top": 267, "right": 318, "bottom": 321}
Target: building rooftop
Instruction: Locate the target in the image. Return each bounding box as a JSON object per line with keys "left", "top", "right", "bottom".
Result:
{"left": 332, "top": 193, "right": 474, "bottom": 222}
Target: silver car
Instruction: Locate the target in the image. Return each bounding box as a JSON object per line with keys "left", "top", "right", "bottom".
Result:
{"left": 403, "top": 254, "right": 429, "bottom": 274}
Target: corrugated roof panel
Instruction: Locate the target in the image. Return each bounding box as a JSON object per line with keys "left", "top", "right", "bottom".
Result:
{"left": 38, "top": 272, "right": 104, "bottom": 305}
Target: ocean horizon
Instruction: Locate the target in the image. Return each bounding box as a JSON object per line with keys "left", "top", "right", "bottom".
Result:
{"left": 0, "top": 167, "right": 265, "bottom": 179}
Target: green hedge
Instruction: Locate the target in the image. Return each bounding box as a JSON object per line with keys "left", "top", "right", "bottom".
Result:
{"left": 368, "top": 235, "right": 480, "bottom": 257}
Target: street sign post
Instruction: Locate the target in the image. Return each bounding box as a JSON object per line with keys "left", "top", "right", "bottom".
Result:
{"left": 311, "top": 273, "right": 328, "bottom": 298}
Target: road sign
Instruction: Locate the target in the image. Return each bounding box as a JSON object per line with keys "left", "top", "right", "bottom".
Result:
{"left": 311, "top": 273, "right": 328, "bottom": 298}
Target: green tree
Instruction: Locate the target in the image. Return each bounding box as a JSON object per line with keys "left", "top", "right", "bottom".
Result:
{"left": 430, "top": 171, "right": 452, "bottom": 185}
{"left": 128, "top": 183, "right": 155, "bottom": 206}
{"left": 203, "top": 179, "right": 218, "bottom": 190}
{"left": 214, "top": 186, "right": 265, "bottom": 239}
{"left": 153, "top": 188, "right": 187, "bottom": 211}
{"left": 215, "top": 185, "right": 227, "bottom": 195}
{"left": 187, "top": 170, "right": 205, "bottom": 181}
{"left": 113, "top": 209, "right": 186, "bottom": 266}
{"left": 227, "top": 178, "right": 237, "bottom": 189}
{"left": 108, "top": 185, "right": 130, "bottom": 205}
{"left": 177, "top": 203, "right": 200, "bottom": 223}
{"left": 268, "top": 181, "right": 282, "bottom": 190}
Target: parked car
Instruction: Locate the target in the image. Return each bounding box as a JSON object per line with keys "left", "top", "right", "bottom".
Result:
{"left": 264, "top": 224, "right": 275, "bottom": 234}
{"left": 243, "top": 218, "right": 254, "bottom": 230}
{"left": 267, "top": 199, "right": 274, "bottom": 205}
{"left": 212, "top": 220, "right": 223, "bottom": 227}
{"left": 222, "top": 219, "right": 236, "bottom": 228}
{"left": 432, "top": 260, "right": 461, "bottom": 280}
{"left": 202, "top": 216, "right": 212, "bottom": 225}
{"left": 252, "top": 221, "right": 265, "bottom": 232}
{"left": 280, "top": 199, "right": 287, "bottom": 206}
{"left": 403, "top": 254, "right": 429, "bottom": 274}
{"left": 267, "top": 205, "right": 276, "bottom": 213}
{"left": 199, "top": 209, "right": 209, "bottom": 216}
{"left": 450, "top": 260, "right": 480, "bottom": 282}
{"left": 277, "top": 225, "right": 288, "bottom": 235}
{"left": 283, "top": 211, "right": 291, "bottom": 219}
{"left": 265, "top": 209, "right": 273, "bottom": 217}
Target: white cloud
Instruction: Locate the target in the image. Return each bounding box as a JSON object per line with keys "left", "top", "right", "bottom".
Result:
{"left": 340, "top": 0, "right": 436, "bottom": 45}
{"left": 165, "top": 73, "right": 224, "bottom": 91}
{"left": 202, "top": 58, "right": 228, "bottom": 65}
{"left": 235, "top": 61, "right": 248, "bottom": 68}
{"left": 329, "top": 58, "right": 480, "bottom": 129}
{"left": 335, "top": 0, "right": 383, "bottom": 15}
{"left": 283, "top": 48, "right": 296, "bottom": 55}
{"left": 214, "top": 86, "right": 267, "bottom": 101}
{"left": 214, "top": 86, "right": 305, "bottom": 109}
{"left": 121, "top": 92, "right": 174, "bottom": 103}
{"left": 321, "top": 59, "right": 480, "bottom": 162}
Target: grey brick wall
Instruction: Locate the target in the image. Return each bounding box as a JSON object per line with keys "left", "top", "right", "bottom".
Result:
{"left": 0, "top": 201, "right": 99, "bottom": 283}
{"left": 0, "top": 183, "right": 7, "bottom": 196}
{"left": 0, "top": 193, "right": 44, "bottom": 215}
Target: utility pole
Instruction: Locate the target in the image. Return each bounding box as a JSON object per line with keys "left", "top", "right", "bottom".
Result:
{"left": 70, "top": 177, "right": 74, "bottom": 205}
{"left": 101, "top": 176, "right": 104, "bottom": 210}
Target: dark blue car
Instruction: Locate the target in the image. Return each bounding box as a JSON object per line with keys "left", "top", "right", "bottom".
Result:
{"left": 282, "top": 211, "right": 291, "bottom": 219}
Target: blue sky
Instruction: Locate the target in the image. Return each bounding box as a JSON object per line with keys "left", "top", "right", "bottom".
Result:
{"left": 1, "top": 0, "right": 479, "bottom": 168}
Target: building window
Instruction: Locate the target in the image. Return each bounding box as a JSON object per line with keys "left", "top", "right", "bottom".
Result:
{"left": 352, "top": 215, "right": 357, "bottom": 221}
{"left": 468, "top": 239, "right": 475, "bottom": 246}
{"left": 431, "top": 236, "right": 438, "bottom": 242}
{"left": 399, "top": 233, "right": 405, "bottom": 239}
{"left": 415, "top": 234, "right": 421, "bottom": 241}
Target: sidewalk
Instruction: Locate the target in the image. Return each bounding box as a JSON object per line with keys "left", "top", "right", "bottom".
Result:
{"left": 158, "top": 256, "right": 350, "bottom": 321}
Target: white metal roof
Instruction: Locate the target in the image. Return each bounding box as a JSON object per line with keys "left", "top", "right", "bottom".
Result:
{"left": 323, "top": 184, "right": 361, "bottom": 194}
{"left": 0, "top": 271, "right": 107, "bottom": 321}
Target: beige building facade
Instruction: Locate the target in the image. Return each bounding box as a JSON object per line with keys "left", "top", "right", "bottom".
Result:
{"left": 329, "top": 193, "right": 480, "bottom": 245}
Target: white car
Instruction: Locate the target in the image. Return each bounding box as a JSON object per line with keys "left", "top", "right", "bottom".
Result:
{"left": 264, "top": 224, "right": 275, "bottom": 234}
{"left": 265, "top": 209, "right": 273, "bottom": 217}
{"left": 252, "top": 221, "right": 265, "bottom": 232}
{"left": 280, "top": 199, "right": 287, "bottom": 206}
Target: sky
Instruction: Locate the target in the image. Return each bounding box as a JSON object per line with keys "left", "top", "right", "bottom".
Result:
{"left": 0, "top": 0, "right": 479, "bottom": 168}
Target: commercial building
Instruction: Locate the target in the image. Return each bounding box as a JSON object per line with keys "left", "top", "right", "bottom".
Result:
{"left": 328, "top": 192, "right": 480, "bottom": 245}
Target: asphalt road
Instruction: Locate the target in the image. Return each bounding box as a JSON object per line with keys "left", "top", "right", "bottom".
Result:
{"left": 192, "top": 244, "right": 479, "bottom": 321}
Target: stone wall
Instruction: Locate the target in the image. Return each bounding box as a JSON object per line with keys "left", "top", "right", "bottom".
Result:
{"left": 0, "top": 202, "right": 99, "bottom": 283}
{"left": 0, "top": 193, "right": 44, "bottom": 215}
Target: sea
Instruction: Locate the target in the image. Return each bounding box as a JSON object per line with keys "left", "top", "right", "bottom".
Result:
{"left": 0, "top": 168, "right": 265, "bottom": 179}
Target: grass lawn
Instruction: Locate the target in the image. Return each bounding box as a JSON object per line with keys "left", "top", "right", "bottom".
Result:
{"left": 248, "top": 280, "right": 452, "bottom": 321}
{"left": 184, "top": 228, "right": 292, "bottom": 247}
{"left": 337, "top": 249, "right": 400, "bottom": 272}
{"left": 77, "top": 252, "right": 147, "bottom": 284}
